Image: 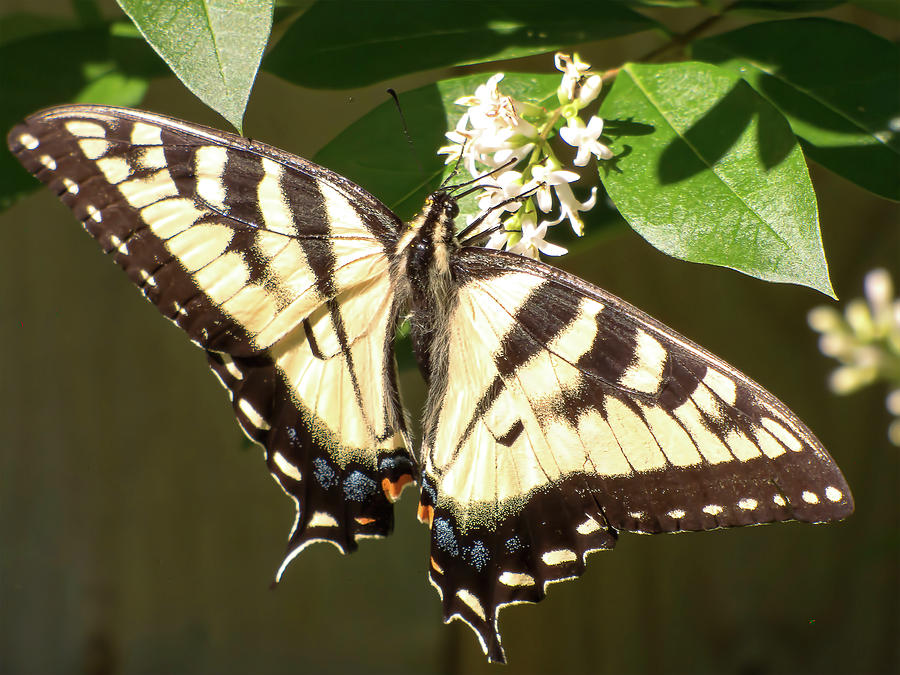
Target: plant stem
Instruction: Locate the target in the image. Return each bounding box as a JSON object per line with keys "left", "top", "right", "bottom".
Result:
{"left": 603, "top": 1, "right": 739, "bottom": 80}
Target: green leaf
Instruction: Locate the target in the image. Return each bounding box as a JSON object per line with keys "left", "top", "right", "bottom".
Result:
{"left": 730, "top": 0, "right": 845, "bottom": 13}
{"left": 694, "top": 18, "right": 900, "bottom": 201}
{"left": 116, "top": 0, "right": 273, "bottom": 132}
{"left": 265, "top": 1, "right": 658, "bottom": 89}
{"left": 313, "top": 73, "right": 560, "bottom": 222}
{"left": 0, "top": 26, "right": 161, "bottom": 211}
{"left": 618, "top": 0, "right": 700, "bottom": 7}
{"left": 598, "top": 62, "right": 834, "bottom": 297}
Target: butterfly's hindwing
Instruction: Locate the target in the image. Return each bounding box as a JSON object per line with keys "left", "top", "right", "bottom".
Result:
{"left": 417, "top": 248, "right": 852, "bottom": 662}
{"left": 8, "top": 106, "right": 416, "bottom": 563}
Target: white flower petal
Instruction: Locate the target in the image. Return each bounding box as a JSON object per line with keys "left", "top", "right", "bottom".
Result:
{"left": 540, "top": 212, "right": 565, "bottom": 228}
{"left": 574, "top": 146, "right": 592, "bottom": 166}
{"left": 578, "top": 75, "right": 603, "bottom": 105}
{"left": 534, "top": 184, "right": 554, "bottom": 212}
{"left": 559, "top": 125, "right": 578, "bottom": 147}
{"left": 887, "top": 388, "right": 900, "bottom": 415}
{"left": 486, "top": 229, "right": 512, "bottom": 250}
{"left": 581, "top": 186, "right": 598, "bottom": 210}
{"left": 586, "top": 115, "right": 605, "bottom": 134}
{"left": 538, "top": 239, "right": 568, "bottom": 256}
{"left": 559, "top": 115, "right": 613, "bottom": 164}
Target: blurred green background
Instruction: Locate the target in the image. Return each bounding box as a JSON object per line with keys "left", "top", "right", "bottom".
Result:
{"left": 0, "top": 1, "right": 897, "bottom": 674}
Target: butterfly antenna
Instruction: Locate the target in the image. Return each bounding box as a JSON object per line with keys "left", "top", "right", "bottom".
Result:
{"left": 457, "top": 182, "right": 543, "bottom": 245}
{"left": 445, "top": 157, "right": 518, "bottom": 193}
{"left": 459, "top": 220, "right": 506, "bottom": 247}
{"left": 452, "top": 183, "right": 491, "bottom": 201}
{"left": 438, "top": 138, "right": 469, "bottom": 189}
{"left": 387, "top": 88, "right": 425, "bottom": 177}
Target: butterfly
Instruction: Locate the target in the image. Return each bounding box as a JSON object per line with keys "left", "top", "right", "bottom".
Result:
{"left": 8, "top": 105, "right": 853, "bottom": 663}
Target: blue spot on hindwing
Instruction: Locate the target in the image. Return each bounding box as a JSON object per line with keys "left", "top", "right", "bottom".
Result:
{"left": 420, "top": 477, "right": 437, "bottom": 505}
{"left": 433, "top": 518, "right": 459, "bottom": 556}
{"left": 379, "top": 455, "right": 400, "bottom": 471}
{"left": 313, "top": 457, "right": 337, "bottom": 489}
{"left": 343, "top": 470, "right": 377, "bottom": 502}
{"left": 379, "top": 453, "right": 414, "bottom": 478}
{"left": 505, "top": 536, "right": 522, "bottom": 553}
{"left": 465, "top": 540, "right": 489, "bottom": 571}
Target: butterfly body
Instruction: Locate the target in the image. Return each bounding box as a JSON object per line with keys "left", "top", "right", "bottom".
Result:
{"left": 398, "top": 190, "right": 460, "bottom": 387}
{"left": 8, "top": 105, "right": 852, "bottom": 663}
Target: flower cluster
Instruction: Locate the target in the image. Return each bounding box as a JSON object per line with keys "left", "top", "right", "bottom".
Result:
{"left": 438, "top": 53, "right": 613, "bottom": 259}
{"left": 808, "top": 268, "right": 900, "bottom": 445}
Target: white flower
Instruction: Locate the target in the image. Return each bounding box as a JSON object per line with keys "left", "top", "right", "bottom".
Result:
{"left": 455, "top": 74, "right": 535, "bottom": 142}
{"left": 560, "top": 116, "right": 614, "bottom": 166}
{"left": 809, "top": 267, "right": 900, "bottom": 445}
{"left": 476, "top": 171, "right": 534, "bottom": 216}
{"left": 456, "top": 73, "right": 505, "bottom": 123}
{"left": 828, "top": 365, "right": 877, "bottom": 394}
{"left": 530, "top": 162, "right": 580, "bottom": 213}
{"left": 577, "top": 74, "right": 603, "bottom": 107}
{"left": 865, "top": 268, "right": 893, "bottom": 309}
{"left": 555, "top": 52, "right": 592, "bottom": 103}
{"left": 864, "top": 268, "right": 899, "bottom": 335}
{"left": 888, "top": 388, "right": 900, "bottom": 416}
{"left": 807, "top": 306, "right": 844, "bottom": 334}
{"left": 492, "top": 142, "right": 535, "bottom": 170}
{"left": 890, "top": 388, "right": 900, "bottom": 446}
{"left": 889, "top": 418, "right": 900, "bottom": 446}
{"left": 818, "top": 332, "right": 853, "bottom": 359}
{"left": 555, "top": 52, "right": 603, "bottom": 108}
{"left": 459, "top": 172, "right": 539, "bottom": 246}
{"left": 437, "top": 113, "right": 473, "bottom": 164}
{"left": 485, "top": 224, "right": 512, "bottom": 251}
{"left": 508, "top": 214, "right": 568, "bottom": 259}
{"left": 443, "top": 74, "right": 539, "bottom": 176}
{"left": 531, "top": 160, "right": 596, "bottom": 235}
{"left": 437, "top": 55, "right": 612, "bottom": 259}
{"left": 845, "top": 298, "right": 874, "bottom": 341}
{"left": 555, "top": 183, "right": 597, "bottom": 236}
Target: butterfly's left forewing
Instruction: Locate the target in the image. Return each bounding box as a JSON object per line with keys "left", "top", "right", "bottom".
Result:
{"left": 419, "top": 247, "right": 852, "bottom": 662}
{"left": 8, "top": 106, "right": 416, "bottom": 569}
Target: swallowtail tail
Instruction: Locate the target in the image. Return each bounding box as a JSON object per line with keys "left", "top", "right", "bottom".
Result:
{"left": 8, "top": 105, "right": 853, "bottom": 663}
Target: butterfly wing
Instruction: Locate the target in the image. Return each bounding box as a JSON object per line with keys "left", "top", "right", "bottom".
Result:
{"left": 8, "top": 105, "right": 416, "bottom": 573}
{"left": 417, "top": 247, "right": 853, "bottom": 662}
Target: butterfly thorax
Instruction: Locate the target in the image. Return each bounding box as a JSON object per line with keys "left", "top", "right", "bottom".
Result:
{"left": 402, "top": 190, "right": 459, "bottom": 276}
{"left": 398, "top": 190, "right": 460, "bottom": 394}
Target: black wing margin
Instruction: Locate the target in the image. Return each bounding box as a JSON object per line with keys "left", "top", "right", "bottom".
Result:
{"left": 418, "top": 247, "right": 852, "bottom": 662}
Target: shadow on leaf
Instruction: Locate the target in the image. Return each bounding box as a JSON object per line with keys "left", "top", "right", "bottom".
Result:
{"left": 658, "top": 80, "right": 794, "bottom": 185}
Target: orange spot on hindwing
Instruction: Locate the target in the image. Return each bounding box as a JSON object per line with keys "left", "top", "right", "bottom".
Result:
{"left": 417, "top": 504, "right": 434, "bottom": 527}
{"left": 381, "top": 473, "right": 413, "bottom": 502}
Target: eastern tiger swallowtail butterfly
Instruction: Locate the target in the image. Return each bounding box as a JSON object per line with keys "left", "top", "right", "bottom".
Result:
{"left": 7, "top": 105, "right": 853, "bottom": 663}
